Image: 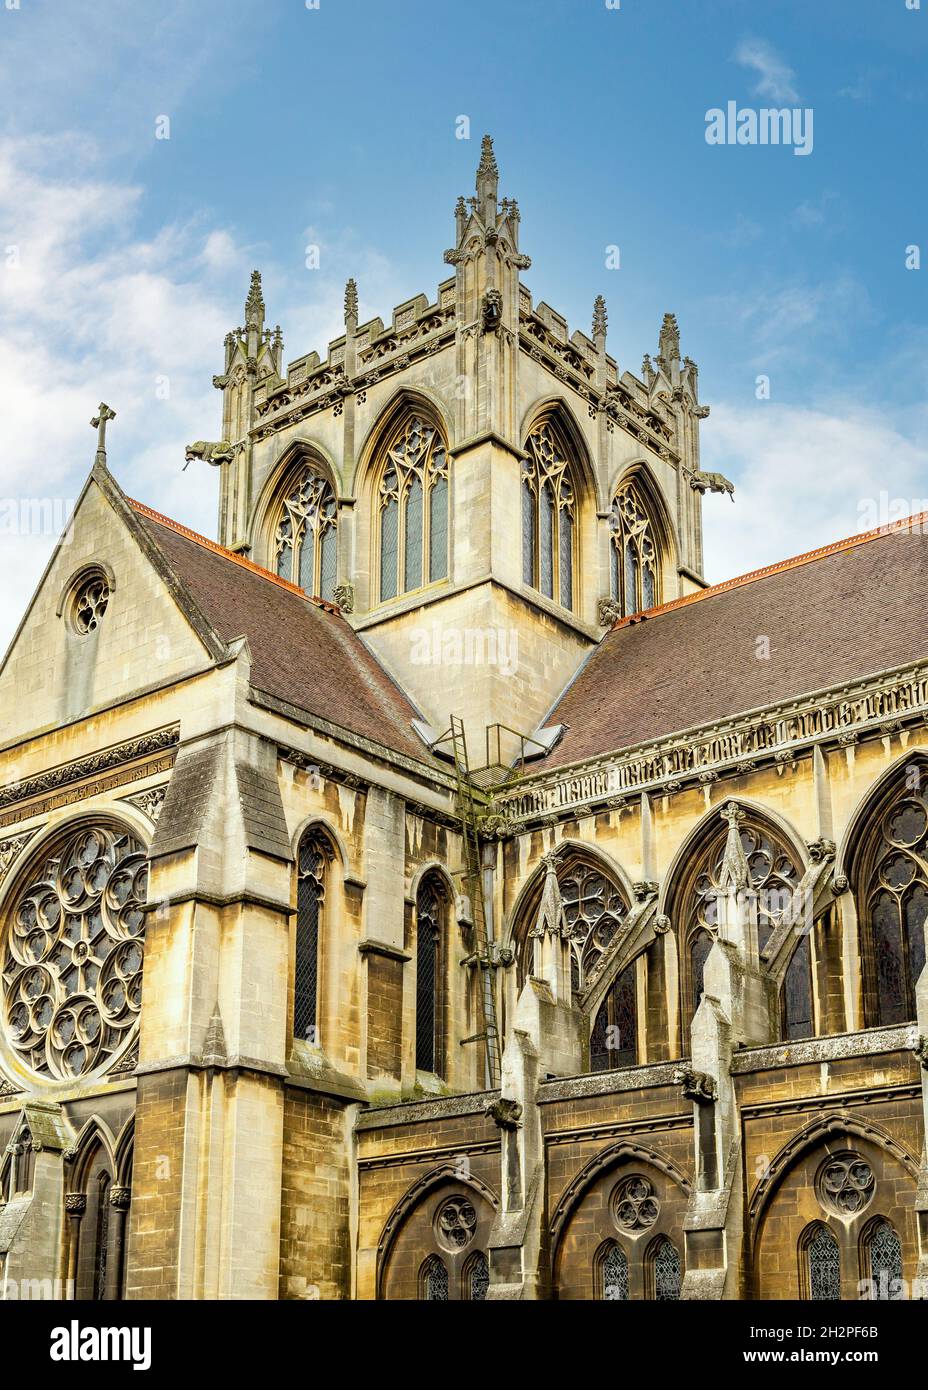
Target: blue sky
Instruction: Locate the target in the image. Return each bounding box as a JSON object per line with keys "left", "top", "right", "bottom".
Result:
{"left": 1, "top": 0, "right": 926, "bottom": 648}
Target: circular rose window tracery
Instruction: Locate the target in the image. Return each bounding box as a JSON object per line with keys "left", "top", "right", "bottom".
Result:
{"left": 816, "top": 1152, "right": 875, "bottom": 1218}
{"left": 3, "top": 826, "right": 147, "bottom": 1080}
{"left": 434, "top": 1196, "right": 477, "bottom": 1252}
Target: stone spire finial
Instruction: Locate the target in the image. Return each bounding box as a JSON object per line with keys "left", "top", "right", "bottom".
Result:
{"left": 529, "top": 849, "right": 568, "bottom": 939}
{"left": 90, "top": 403, "right": 116, "bottom": 466}
{"left": 344, "top": 277, "right": 358, "bottom": 328}
{"left": 592, "top": 295, "right": 607, "bottom": 342}
{"left": 717, "top": 802, "right": 749, "bottom": 893}
{"left": 476, "top": 134, "right": 499, "bottom": 219}
{"left": 244, "top": 269, "right": 265, "bottom": 329}
{"left": 658, "top": 311, "right": 680, "bottom": 366}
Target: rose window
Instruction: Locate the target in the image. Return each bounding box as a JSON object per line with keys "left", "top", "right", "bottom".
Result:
{"left": 817, "top": 1153, "right": 875, "bottom": 1217}
{"left": 612, "top": 1175, "right": 660, "bottom": 1233}
{"left": 435, "top": 1196, "right": 477, "bottom": 1251}
{"left": 2, "top": 826, "right": 147, "bottom": 1080}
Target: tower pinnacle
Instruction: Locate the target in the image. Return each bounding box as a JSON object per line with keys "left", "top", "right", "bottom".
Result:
{"left": 476, "top": 134, "right": 499, "bottom": 220}
{"left": 244, "top": 270, "right": 265, "bottom": 330}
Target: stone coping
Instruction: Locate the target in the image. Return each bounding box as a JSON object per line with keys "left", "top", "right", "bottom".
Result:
{"left": 356, "top": 1089, "right": 500, "bottom": 1130}
{"left": 729, "top": 1024, "right": 918, "bottom": 1074}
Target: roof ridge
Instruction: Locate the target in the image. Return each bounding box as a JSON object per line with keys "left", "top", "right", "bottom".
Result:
{"left": 128, "top": 499, "right": 342, "bottom": 613}
{"left": 611, "top": 509, "right": 928, "bottom": 632}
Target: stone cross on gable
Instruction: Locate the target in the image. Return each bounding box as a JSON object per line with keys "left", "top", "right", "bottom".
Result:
{"left": 90, "top": 403, "right": 116, "bottom": 464}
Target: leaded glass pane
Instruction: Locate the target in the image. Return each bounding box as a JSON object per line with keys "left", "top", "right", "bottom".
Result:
{"left": 559, "top": 863, "right": 629, "bottom": 992}
{"left": 295, "top": 834, "right": 326, "bottom": 1044}
{"left": 429, "top": 472, "right": 448, "bottom": 582}
{"left": 540, "top": 482, "right": 554, "bottom": 598}
{"left": 424, "top": 1256, "right": 448, "bottom": 1301}
{"left": 653, "top": 1237, "right": 681, "bottom": 1301}
{"left": 559, "top": 507, "right": 573, "bottom": 610}
{"left": 320, "top": 525, "right": 337, "bottom": 602}
{"left": 274, "top": 469, "right": 337, "bottom": 597}
{"left": 624, "top": 541, "right": 637, "bottom": 616}
{"left": 416, "top": 882, "right": 441, "bottom": 1074}
{"left": 298, "top": 527, "right": 313, "bottom": 595}
{"left": 469, "top": 1253, "right": 489, "bottom": 1301}
{"left": 642, "top": 562, "right": 656, "bottom": 610}
{"left": 869, "top": 1221, "right": 903, "bottom": 1299}
{"left": 689, "top": 929, "right": 713, "bottom": 1020}
{"left": 905, "top": 884, "right": 927, "bottom": 990}
{"left": 783, "top": 932, "right": 814, "bottom": 1040}
{"left": 808, "top": 1226, "right": 841, "bottom": 1301}
{"left": 610, "top": 537, "right": 619, "bottom": 602}
{"left": 522, "top": 475, "right": 535, "bottom": 585}
{"left": 591, "top": 962, "right": 637, "bottom": 1071}
{"left": 872, "top": 890, "right": 905, "bottom": 1024}
{"left": 602, "top": 1244, "right": 629, "bottom": 1301}
{"left": 380, "top": 493, "right": 399, "bottom": 601}
{"left": 404, "top": 475, "right": 424, "bottom": 592}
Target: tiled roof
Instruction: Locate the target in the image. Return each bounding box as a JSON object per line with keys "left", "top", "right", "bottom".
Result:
{"left": 130, "top": 502, "right": 430, "bottom": 764}
{"left": 544, "top": 516, "right": 928, "bottom": 770}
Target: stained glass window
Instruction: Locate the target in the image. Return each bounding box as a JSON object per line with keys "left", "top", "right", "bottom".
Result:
{"left": 521, "top": 421, "right": 575, "bottom": 611}
{"left": 274, "top": 467, "right": 338, "bottom": 601}
{"left": 416, "top": 879, "right": 443, "bottom": 1075}
{"left": 601, "top": 1243, "right": 629, "bottom": 1300}
{"left": 610, "top": 481, "right": 659, "bottom": 616}
{"left": 868, "top": 1220, "right": 903, "bottom": 1299}
{"left": 782, "top": 932, "right": 814, "bottom": 1040}
{"left": 680, "top": 819, "right": 802, "bottom": 1025}
{"left": 860, "top": 780, "right": 928, "bottom": 1024}
{"left": 559, "top": 862, "right": 629, "bottom": 993}
{"left": 3, "top": 826, "right": 147, "bottom": 1080}
{"left": 467, "top": 1252, "right": 490, "bottom": 1301}
{"left": 378, "top": 416, "right": 449, "bottom": 601}
{"left": 423, "top": 1255, "right": 449, "bottom": 1301}
{"left": 652, "top": 1237, "right": 681, "bottom": 1301}
{"left": 590, "top": 962, "right": 637, "bottom": 1071}
{"left": 295, "top": 833, "right": 328, "bottom": 1045}
{"left": 807, "top": 1225, "right": 841, "bottom": 1301}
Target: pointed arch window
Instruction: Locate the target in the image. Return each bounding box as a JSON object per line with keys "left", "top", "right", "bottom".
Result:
{"left": 678, "top": 818, "right": 803, "bottom": 1027}
{"left": 422, "top": 1254, "right": 449, "bottom": 1301}
{"left": 274, "top": 467, "right": 338, "bottom": 601}
{"left": 415, "top": 877, "right": 444, "bottom": 1075}
{"left": 806, "top": 1224, "right": 841, "bottom": 1301}
{"left": 559, "top": 861, "right": 629, "bottom": 994}
{"left": 650, "top": 1236, "right": 682, "bottom": 1301}
{"left": 294, "top": 831, "right": 330, "bottom": 1046}
{"left": 464, "top": 1251, "right": 489, "bottom": 1301}
{"left": 377, "top": 416, "right": 449, "bottom": 602}
{"left": 858, "top": 776, "right": 928, "bottom": 1026}
{"left": 600, "top": 1242, "right": 629, "bottom": 1300}
{"left": 590, "top": 961, "right": 638, "bottom": 1072}
{"left": 610, "top": 480, "right": 659, "bottom": 616}
{"left": 866, "top": 1219, "right": 903, "bottom": 1299}
{"left": 521, "top": 421, "right": 576, "bottom": 610}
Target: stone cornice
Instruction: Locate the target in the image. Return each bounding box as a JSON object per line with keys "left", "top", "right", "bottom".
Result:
{"left": 356, "top": 1088, "right": 500, "bottom": 1130}
{"left": 498, "top": 663, "right": 928, "bottom": 828}
{"left": 537, "top": 1061, "right": 684, "bottom": 1103}
{"left": 729, "top": 1024, "right": 917, "bottom": 1074}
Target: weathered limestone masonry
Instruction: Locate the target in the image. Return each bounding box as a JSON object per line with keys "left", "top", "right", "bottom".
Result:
{"left": 0, "top": 138, "right": 926, "bottom": 1301}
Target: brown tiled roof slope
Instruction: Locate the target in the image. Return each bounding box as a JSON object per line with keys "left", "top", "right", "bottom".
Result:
{"left": 132, "top": 504, "right": 430, "bottom": 764}
{"left": 545, "top": 521, "right": 928, "bottom": 771}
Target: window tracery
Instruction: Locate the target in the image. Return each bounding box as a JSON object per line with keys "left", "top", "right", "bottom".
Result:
{"left": 521, "top": 420, "right": 576, "bottom": 610}
{"left": 816, "top": 1153, "right": 875, "bottom": 1218}
{"left": 651, "top": 1236, "right": 682, "bottom": 1301}
{"left": 466, "top": 1251, "right": 489, "bottom": 1301}
{"left": 72, "top": 575, "right": 110, "bottom": 635}
{"left": 422, "top": 1253, "right": 449, "bottom": 1301}
{"left": 610, "top": 480, "right": 658, "bottom": 616}
{"left": 415, "top": 877, "right": 444, "bottom": 1075}
{"left": 3, "top": 826, "right": 147, "bottom": 1080}
{"left": 435, "top": 1195, "right": 477, "bottom": 1252}
{"left": 377, "top": 415, "right": 449, "bottom": 602}
{"left": 858, "top": 777, "right": 928, "bottom": 1024}
{"left": 867, "top": 1219, "right": 903, "bottom": 1299}
{"left": 806, "top": 1224, "right": 841, "bottom": 1301}
{"left": 601, "top": 1243, "right": 629, "bottom": 1300}
{"left": 274, "top": 467, "right": 337, "bottom": 601}
{"left": 612, "top": 1175, "right": 660, "bottom": 1233}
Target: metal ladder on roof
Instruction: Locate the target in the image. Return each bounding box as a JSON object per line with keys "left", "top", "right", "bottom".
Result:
{"left": 448, "top": 715, "right": 501, "bottom": 1090}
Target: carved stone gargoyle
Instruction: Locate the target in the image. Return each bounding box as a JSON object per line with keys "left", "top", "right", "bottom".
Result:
{"left": 913, "top": 1036, "right": 928, "bottom": 1071}
{"left": 481, "top": 289, "right": 503, "bottom": 334}
{"left": 183, "top": 440, "right": 235, "bottom": 470}
{"left": 485, "top": 1097, "right": 523, "bottom": 1131}
{"left": 689, "top": 469, "right": 735, "bottom": 501}
{"left": 672, "top": 1064, "right": 718, "bottom": 1105}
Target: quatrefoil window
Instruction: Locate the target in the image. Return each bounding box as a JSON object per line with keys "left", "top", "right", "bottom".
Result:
{"left": 612, "top": 1174, "right": 660, "bottom": 1233}
{"left": 817, "top": 1152, "right": 875, "bottom": 1217}
{"left": 434, "top": 1196, "right": 477, "bottom": 1252}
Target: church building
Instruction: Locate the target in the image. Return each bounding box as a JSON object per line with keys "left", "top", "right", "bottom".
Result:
{"left": 0, "top": 138, "right": 926, "bottom": 1301}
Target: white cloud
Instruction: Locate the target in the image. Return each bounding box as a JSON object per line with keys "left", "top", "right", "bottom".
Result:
{"left": 0, "top": 135, "right": 406, "bottom": 655}
{"left": 733, "top": 38, "right": 800, "bottom": 105}
{"left": 700, "top": 401, "right": 928, "bottom": 583}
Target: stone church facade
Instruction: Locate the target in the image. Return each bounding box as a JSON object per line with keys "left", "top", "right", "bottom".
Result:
{"left": 0, "top": 139, "right": 926, "bottom": 1301}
